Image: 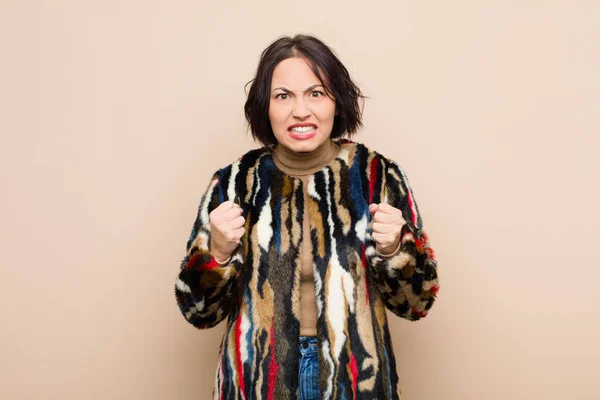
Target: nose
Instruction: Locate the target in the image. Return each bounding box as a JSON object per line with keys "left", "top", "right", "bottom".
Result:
{"left": 291, "top": 97, "right": 311, "bottom": 119}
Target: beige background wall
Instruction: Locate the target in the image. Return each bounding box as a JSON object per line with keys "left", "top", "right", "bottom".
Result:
{"left": 1, "top": 1, "right": 599, "bottom": 399}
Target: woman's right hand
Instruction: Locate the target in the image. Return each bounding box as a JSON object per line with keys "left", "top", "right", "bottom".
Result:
{"left": 209, "top": 201, "right": 245, "bottom": 264}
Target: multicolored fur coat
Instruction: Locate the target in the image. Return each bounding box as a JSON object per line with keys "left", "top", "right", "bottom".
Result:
{"left": 175, "top": 140, "right": 439, "bottom": 399}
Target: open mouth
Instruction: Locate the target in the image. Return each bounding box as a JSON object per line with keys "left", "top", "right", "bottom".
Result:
{"left": 290, "top": 126, "right": 316, "bottom": 134}
{"left": 289, "top": 125, "right": 317, "bottom": 139}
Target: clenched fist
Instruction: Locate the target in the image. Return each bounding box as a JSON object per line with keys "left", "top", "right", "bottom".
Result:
{"left": 209, "top": 201, "right": 245, "bottom": 264}
{"left": 369, "top": 203, "right": 406, "bottom": 256}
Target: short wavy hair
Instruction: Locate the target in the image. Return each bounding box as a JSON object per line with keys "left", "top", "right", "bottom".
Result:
{"left": 244, "top": 34, "right": 365, "bottom": 147}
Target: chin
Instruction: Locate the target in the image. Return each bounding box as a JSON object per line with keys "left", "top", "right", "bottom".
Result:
{"left": 288, "top": 141, "right": 320, "bottom": 153}
{"left": 283, "top": 132, "right": 329, "bottom": 153}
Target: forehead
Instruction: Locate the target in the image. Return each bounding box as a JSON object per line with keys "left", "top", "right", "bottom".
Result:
{"left": 271, "top": 57, "right": 322, "bottom": 87}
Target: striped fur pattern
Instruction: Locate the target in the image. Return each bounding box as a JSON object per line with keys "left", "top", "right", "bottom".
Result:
{"left": 175, "top": 140, "right": 439, "bottom": 399}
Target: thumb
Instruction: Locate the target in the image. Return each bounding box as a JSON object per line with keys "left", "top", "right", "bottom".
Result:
{"left": 369, "top": 203, "right": 379, "bottom": 215}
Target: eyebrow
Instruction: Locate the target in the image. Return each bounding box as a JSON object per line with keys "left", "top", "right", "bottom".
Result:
{"left": 271, "top": 84, "right": 324, "bottom": 93}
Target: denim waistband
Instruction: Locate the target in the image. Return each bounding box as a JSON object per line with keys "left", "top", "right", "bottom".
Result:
{"left": 299, "top": 335, "right": 318, "bottom": 356}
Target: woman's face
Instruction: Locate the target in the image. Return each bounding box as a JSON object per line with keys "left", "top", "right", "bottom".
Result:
{"left": 268, "top": 57, "right": 336, "bottom": 153}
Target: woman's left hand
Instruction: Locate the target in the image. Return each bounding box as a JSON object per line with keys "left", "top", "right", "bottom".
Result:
{"left": 369, "top": 203, "right": 406, "bottom": 255}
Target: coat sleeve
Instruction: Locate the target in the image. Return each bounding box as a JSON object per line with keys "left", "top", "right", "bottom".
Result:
{"left": 174, "top": 168, "right": 242, "bottom": 329}
{"left": 367, "top": 159, "right": 440, "bottom": 321}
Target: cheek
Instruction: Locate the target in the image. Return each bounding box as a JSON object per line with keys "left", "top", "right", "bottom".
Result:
{"left": 315, "top": 101, "right": 337, "bottom": 123}
{"left": 268, "top": 104, "right": 287, "bottom": 127}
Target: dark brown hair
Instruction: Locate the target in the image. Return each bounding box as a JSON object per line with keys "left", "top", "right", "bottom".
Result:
{"left": 244, "top": 34, "right": 365, "bottom": 147}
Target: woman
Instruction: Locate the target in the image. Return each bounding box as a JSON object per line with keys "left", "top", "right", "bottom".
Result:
{"left": 175, "top": 34, "right": 439, "bottom": 400}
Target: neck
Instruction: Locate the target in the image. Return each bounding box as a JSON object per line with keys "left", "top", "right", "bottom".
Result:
{"left": 272, "top": 139, "right": 339, "bottom": 176}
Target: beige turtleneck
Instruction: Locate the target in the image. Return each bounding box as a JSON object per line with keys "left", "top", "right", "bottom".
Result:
{"left": 272, "top": 139, "right": 340, "bottom": 337}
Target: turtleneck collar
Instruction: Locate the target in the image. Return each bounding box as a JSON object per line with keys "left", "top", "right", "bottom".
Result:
{"left": 272, "top": 139, "right": 340, "bottom": 177}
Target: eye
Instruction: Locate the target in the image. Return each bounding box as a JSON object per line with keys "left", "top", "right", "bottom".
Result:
{"left": 275, "top": 93, "right": 289, "bottom": 100}
{"left": 310, "top": 91, "right": 324, "bottom": 98}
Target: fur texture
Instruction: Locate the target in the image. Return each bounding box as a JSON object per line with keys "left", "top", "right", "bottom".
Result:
{"left": 175, "top": 140, "right": 439, "bottom": 399}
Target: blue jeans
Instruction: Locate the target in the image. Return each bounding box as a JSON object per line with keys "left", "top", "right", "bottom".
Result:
{"left": 298, "top": 336, "right": 320, "bottom": 400}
